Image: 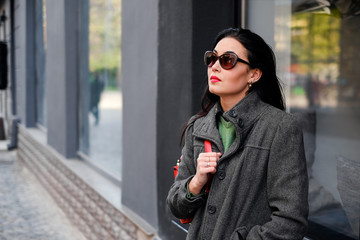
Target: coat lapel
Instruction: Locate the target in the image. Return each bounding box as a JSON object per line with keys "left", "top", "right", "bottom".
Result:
{"left": 192, "top": 92, "right": 270, "bottom": 158}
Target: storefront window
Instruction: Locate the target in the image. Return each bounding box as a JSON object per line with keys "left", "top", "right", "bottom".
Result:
{"left": 275, "top": 0, "right": 359, "bottom": 239}
{"left": 79, "top": 0, "right": 122, "bottom": 181}
{"left": 35, "top": 0, "right": 47, "bottom": 127}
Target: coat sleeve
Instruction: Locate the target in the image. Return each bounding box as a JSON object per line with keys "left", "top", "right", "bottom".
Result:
{"left": 247, "top": 115, "right": 309, "bottom": 240}
{"left": 166, "top": 123, "right": 207, "bottom": 219}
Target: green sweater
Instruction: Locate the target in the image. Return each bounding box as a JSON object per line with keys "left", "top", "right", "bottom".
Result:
{"left": 218, "top": 116, "right": 236, "bottom": 153}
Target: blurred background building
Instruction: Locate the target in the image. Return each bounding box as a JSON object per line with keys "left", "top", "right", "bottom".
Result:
{"left": 0, "top": 0, "right": 358, "bottom": 239}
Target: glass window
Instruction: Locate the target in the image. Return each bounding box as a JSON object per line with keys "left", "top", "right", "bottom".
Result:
{"left": 79, "top": 0, "right": 122, "bottom": 181}
{"left": 275, "top": 0, "right": 360, "bottom": 239}
{"left": 35, "top": 0, "right": 47, "bottom": 127}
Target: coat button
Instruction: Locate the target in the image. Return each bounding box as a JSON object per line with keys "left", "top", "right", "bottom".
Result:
{"left": 218, "top": 170, "right": 226, "bottom": 180}
{"left": 238, "top": 118, "right": 244, "bottom": 128}
{"left": 208, "top": 205, "right": 217, "bottom": 214}
{"left": 229, "top": 109, "right": 237, "bottom": 118}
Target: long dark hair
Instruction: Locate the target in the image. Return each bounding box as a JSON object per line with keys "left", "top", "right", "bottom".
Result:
{"left": 181, "top": 28, "right": 285, "bottom": 144}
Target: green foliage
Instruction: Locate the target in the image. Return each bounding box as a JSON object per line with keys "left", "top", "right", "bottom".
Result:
{"left": 89, "top": 0, "right": 122, "bottom": 73}
{"left": 291, "top": 9, "right": 340, "bottom": 74}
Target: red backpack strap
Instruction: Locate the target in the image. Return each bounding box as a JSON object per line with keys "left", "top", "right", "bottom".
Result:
{"left": 204, "top": 140, "right": 212, "bottom": 153}
{"left": 204, "top": 140, "right": 213, "bottom": 194}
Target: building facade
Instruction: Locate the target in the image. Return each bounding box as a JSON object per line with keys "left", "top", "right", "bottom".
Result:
{"left": 0, "top": 0, "right": 358, "bottom": 239}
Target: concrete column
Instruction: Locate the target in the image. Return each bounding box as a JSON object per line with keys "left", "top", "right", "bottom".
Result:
{"left": 45, "top": 0, "right": 78, "bottom": 158}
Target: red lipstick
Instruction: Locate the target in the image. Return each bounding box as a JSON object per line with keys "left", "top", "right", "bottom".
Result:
{"left": 210, "top": 75, "right": 221, "bottom": 83}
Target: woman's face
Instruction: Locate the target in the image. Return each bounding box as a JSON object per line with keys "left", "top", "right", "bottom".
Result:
{"left": 208, "top": 37, "right": 259, "bottom": 105}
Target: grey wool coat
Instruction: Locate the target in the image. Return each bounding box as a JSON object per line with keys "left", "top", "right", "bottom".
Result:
{"left": 167, "top": 92, "right": 309, "bottom": 240}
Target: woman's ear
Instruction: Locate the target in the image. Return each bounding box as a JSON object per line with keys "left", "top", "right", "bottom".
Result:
{"left": 250, "top": 68, "right": 262, "bottom": 83}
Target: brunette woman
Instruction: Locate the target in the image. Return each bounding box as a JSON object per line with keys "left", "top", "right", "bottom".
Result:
{"left": 167, "top": 28, "right": 308, "bottom": 240}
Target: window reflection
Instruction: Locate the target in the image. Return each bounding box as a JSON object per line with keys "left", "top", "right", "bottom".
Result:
{"left": 276, "top": 0, "right": 360, "bottom": 239}
{"left": 35, "top": 0, "right": 47, "bottom": 127}
{"left": 80, "top": 0, "right": 122, "bottom": 181}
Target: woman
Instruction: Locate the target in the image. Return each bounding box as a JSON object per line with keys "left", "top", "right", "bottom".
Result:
{"left": 167, "top": 28, "right": 308, "bottom": 240}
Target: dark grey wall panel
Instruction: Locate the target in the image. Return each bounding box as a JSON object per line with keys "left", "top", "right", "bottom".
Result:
{"left": 121, "top": 0, "right": 159, "bottom": 229}
{"left": 191, "top": 0, "right": 240, "bottom": 113}
{"left": 156, "top": 0, "right": 193, "bottom": 238}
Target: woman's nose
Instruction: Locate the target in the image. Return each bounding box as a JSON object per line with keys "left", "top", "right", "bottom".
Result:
{"left": 211, "top": 59, "right": 221, "bottom": 71}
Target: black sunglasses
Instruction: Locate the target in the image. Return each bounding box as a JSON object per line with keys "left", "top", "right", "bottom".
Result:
{"left": 204, "top": 51, "right": 250, "bottom": 70}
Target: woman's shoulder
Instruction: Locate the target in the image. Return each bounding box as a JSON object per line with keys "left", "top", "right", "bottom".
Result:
{"left": 183, "top": 114, "right": 202, "bottom": 135}
{"left": 262, "top": 104, "right": 302, "bottom": 130}
{"left": 187, "top": 114, "right": 207, "bottom": 132}
{"left": 189, "top": 104, "right": 219, "bottom": 126}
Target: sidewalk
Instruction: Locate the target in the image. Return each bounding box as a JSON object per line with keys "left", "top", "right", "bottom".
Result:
{"left": 0, "top": 143, "right": 87, "bottom": 240}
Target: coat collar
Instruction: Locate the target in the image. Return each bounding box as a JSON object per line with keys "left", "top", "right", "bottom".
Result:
{"left": 193, "top": 92, "right": 270, "bottom": 151}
